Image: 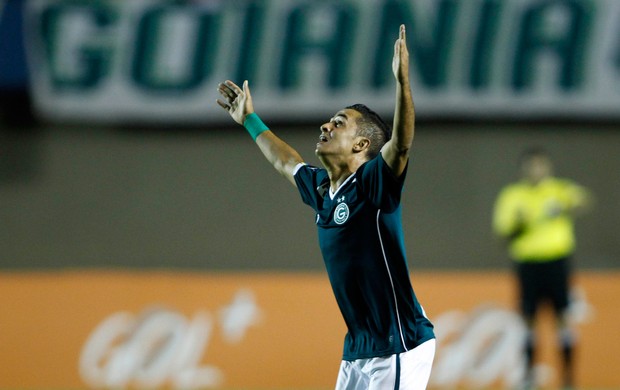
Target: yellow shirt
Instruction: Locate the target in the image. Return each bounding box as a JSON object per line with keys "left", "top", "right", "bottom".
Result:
{"left": 493, "top": 177, "right": 588, "bottom": 262}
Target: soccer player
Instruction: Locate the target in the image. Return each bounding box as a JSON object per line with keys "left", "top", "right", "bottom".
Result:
{"left": 216, "top": 25, "right": 435, "bottom": 389}
{"left": 493, "top": 147, "right": 592, "bottom": 390}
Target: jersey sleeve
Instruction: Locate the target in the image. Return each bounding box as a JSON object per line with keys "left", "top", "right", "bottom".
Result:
{"left": 294, "top": 164, "right": 328, "bottom": 211}
{"left": 357, "top": 154, "right": 408, "bottom": 211}
{"left": 560, "top": 179, "right": 590, "bottom": 210}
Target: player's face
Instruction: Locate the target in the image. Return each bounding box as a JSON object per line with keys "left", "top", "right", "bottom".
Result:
{"left": 522, "top": 155, "right": 552, "bottom": 184}
{"left": 316, "top": 109, "right": 361, "bottom": 158}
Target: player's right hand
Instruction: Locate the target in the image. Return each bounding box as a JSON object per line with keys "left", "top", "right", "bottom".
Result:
{"left": 216, "top": 80, "right": 254, "bottom": 125}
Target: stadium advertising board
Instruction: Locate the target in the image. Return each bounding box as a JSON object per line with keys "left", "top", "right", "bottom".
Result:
{"left": 0, "top": 271, "right": 618, "bottom": 389}
{"left": 24, "top": 0, "right": 620, "bottom": 124}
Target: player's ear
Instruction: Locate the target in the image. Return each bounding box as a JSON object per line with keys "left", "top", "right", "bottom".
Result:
{"left": 352, "top": 137, "right": 370, "bottom": 153}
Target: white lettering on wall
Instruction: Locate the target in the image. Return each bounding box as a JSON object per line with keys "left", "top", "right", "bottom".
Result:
{"left": 79, "top": 289, "right": 262, "bottom": 389}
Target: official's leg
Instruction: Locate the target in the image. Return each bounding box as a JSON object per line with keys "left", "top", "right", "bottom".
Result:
{"left": 557, "top": 319, "right": 575, "bottom": 390}
{"left": 517, "top": 262, "right": 540, "bottom": 389}
{"left": 549, "top": 258, "right": 575, "bottom": 389}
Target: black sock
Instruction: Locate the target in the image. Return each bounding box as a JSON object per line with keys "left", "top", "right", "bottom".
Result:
{"left": 525, "top": 331, "right": 536, "bottom": 381}
{"left": 559, "top": 328, "right": 575, "bottom": 388}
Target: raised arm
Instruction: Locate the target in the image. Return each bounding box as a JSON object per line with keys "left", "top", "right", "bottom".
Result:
{"left": 217, "top": 80, "right": 304, "bottom": 186}
{"left": 381, "top": 24, "right": 414, "bottom": 178}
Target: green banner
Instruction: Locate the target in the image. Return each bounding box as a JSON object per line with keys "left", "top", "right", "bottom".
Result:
{"left": 25, "top": 0, "right": 620, "bottom": 123}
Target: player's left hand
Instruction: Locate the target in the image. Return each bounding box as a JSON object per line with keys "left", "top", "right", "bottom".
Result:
{"left": 392, "top": 24, "right": 410, "bottom": 85}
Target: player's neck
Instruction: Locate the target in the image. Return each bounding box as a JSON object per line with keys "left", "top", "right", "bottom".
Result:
{"left": 327, "top": 162, "right": 364, "bottom": 192}
{"left": 320, "top": 153, "right": 366, "bottom": 191}
{"left": 327, "top": 171, "right": 353, "bottom": 193}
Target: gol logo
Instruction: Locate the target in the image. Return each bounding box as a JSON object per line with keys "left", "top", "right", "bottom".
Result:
{"left": 79, "top": 289, "right": 262, "bottom": 389}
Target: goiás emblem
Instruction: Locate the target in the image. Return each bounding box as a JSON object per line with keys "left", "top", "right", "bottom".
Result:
{"left": 333, "top": 202, "right": 350, "bottom": 225}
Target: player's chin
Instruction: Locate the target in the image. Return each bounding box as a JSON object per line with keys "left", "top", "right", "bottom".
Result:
{"left": 316, "top": 140, "right": 335, "bottom": 154}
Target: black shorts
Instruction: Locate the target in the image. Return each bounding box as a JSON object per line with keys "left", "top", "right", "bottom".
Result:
{"left": 516, "top": 257, "right": 571, "bottom": 318}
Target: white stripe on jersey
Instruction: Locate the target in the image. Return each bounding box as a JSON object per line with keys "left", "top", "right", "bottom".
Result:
{"left": 376, "top": 209, "right": 408, "bottom": 352}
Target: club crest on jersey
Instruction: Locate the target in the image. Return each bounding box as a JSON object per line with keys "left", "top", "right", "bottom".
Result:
{"left": 334, "top": 202, "right": 350, "bottom": 225}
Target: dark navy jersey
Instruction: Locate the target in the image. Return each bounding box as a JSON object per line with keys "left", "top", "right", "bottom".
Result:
{"left": 294, "top": 155, "right": 434, "bottom": 361}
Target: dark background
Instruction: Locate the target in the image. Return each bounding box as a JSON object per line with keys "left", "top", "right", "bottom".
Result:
{"left": 1, "top": 0, "right": 617, "bottom": 271}
{"left": 1, "top": 119, "right": 618, "bottom": 271}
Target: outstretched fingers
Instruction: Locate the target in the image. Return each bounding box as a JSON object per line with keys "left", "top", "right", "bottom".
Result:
{"left": 216, "top": 80, "right": 253, "bottom": 125}
{"left": 217, "top": 80, "right": 242, "bottom": 112}
{"left": 218, "top": 80, "right": 239, "bottom": 101}
{"left": 395, "top": 24, "right": 407, "bottom": 58}
{"left": 392, "top": 24, "right": 409, "bottom": 82}
{"left": 226, "top": 80, "right": 243, "bottom": 96}
{"left": 216, "top": 98, "right": 229, "bottom": 110}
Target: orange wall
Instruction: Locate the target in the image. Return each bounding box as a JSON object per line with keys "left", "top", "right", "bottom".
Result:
{"left": 0, "top": 271, "right": 618, "bottom": 389}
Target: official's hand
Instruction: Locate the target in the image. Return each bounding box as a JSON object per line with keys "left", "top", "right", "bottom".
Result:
{"left": 392, "top": 24, "right": 410, "bottom": 85}
{"left": 508, "top": 208, "right": 528, "bottom": 241}
{"left": 216, "top": 80, "right": 254, "bottom": 125}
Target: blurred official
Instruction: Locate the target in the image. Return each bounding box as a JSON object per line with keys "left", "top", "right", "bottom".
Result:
{"left": 493, "top": 147, "right": 592, "bottom": 390}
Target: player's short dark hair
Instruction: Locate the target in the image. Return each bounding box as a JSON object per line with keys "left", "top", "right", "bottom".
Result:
{"left": 346, "top": 104, "right": 392, "bottom": 159}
